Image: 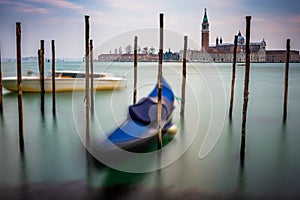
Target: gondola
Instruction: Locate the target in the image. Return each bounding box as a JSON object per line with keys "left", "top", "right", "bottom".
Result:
{"left": 104, "top": 77, "right": 177, "bottom": 152}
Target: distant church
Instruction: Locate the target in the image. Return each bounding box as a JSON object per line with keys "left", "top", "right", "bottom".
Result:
{"left": 98, "top": 9, "right": 299, "bottom": 63}
{"left": 188, "top": 9, "right": 299, "bottom": 63}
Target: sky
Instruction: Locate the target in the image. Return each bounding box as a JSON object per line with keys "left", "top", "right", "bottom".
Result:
{"left": 0, "top": 0, "right": 300, "bottom": 59}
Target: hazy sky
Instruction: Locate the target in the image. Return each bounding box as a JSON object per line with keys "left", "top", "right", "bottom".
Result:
{"left": 0, "top": 0, "right": 300, "bottom": 58}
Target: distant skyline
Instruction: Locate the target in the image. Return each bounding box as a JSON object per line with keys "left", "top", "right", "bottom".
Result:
{"left": 0, "top": 0, "right": 300, "bottom": 59}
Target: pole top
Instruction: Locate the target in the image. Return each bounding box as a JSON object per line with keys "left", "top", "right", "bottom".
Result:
{"left": 159, "top": 13, "right": 164, "bottom": 28}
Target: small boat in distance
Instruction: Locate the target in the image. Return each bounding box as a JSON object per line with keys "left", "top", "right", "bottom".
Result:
{"left": 2, "top": 70, "right": 127, "bottom": 92}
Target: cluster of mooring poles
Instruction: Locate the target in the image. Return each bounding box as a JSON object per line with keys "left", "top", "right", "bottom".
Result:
{"left": 228, "top": 16, "right": 291, "bottom": 166}
{"left": 38, "top": 40, "right": 57, "bottom": 116}
{"left": 5, "top": 22, "right": 57, "bottom": 152}
{"left": 0, "top": 14, "right": 183, "bottom": 154}
{"left": 0, "top": 14, "right": 292, "bottom": 154}
{"left": 84, "top": 16, "right": 95, "bottom": 147}
{"left": 130, "top": 13, "right": 188, "bottom": 149}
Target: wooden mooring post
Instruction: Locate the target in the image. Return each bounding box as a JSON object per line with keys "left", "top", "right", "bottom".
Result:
{"left": 180, "top": 35, "right": 188, "bottom": 118}
{"left": 39, "top": 40, "right": 45, "bottom": 114}
{"left": 85, "top": 15, "right": 90, "bottom": 146}
{"left": 16, "top": 22, "right": 24, "bottom": 151}
{"left": 157, "top": 13, "right": 164, "bottom": 149}
{"left": 90, "top": 39, "right": 94, "bottom": 114}
{"left": 229, "top": 35, "right": 238, "bottom": 120}
{"left": 51, "top": 40, "right": 56, "bottom": 115}
{"left": 240, "top": 16, "right": 251, "bottom": 166}
{"left": 0, "top": 43, "right": 3, "bottom": 113}
{"left": 283, "top": 39, "right": 290, "bottom": 123}
{"left": 133, "top": 36, "right": 138, "bottom": 104}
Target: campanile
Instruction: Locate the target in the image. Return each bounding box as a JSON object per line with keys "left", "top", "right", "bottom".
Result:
{"left": 201, "top": 8, "right": 209, "bottom": 50}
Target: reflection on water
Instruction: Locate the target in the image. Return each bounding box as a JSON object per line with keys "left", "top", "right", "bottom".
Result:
{"left": 237, "top": 163, "right": 246, "bottom": 199}
{"left": 19, "top": 151, "right": 28, "bottom": 199}
{"left": 0, "top": 62, "right": 300, "bottom": 199}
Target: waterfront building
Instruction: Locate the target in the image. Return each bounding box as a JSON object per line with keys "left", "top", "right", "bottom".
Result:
{"left": 98, "top": 53, "right": 158, "bottom": 62}
{"left": 98, "top": 8, "right": 299, "bottom": 63}
{"left": 266, "top": 50, "right": 300, "bottom": 63}
{"left": 187, "top": 8, "right": 299, "bottom": 63}
{"left": 163, "top": 49, "right": 180, "bottom": 61}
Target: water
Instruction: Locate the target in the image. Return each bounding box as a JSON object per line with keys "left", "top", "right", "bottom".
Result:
{"left": 0, "top": 61, "right": 300, "bottom": 199}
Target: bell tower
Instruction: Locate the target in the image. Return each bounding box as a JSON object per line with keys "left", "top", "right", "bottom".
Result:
{"left": 201, "top": 8, "right": 209, "bottom": 50}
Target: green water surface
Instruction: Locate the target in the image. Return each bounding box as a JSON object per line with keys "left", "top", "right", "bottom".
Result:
{"left": 0, "top": 61, "right": 300, "bottom": 199}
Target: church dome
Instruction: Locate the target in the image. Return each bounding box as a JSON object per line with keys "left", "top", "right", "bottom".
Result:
{"left": 237, "top": 31, "right": 245, "bottom": 44}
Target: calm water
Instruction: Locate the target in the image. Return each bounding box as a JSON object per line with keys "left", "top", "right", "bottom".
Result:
{"left": 0, "top": 61, "right": 300, "bottom": 199}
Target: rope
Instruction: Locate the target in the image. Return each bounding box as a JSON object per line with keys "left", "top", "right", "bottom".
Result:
{"left": 175, "top": 95, "right": 184, "bottom": 103}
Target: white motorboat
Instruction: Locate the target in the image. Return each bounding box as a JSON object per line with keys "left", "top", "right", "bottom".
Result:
{"left": 2, "top": 70, "right": 127, "bottom": 92}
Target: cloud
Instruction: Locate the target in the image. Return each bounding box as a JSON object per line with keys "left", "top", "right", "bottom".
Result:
{"left": 0, "top": 0, "right": 51, "bottom": 14}
{"left": 288, "top": 15, "right": 300, "bottom": 23}
{"left": 0, "top": 0, "right": 85, "bottom": 15}
{"left": 104, "top": 0, "right": 148, "bottom": 10}
{"left": 29, "top": 0, "right": 83, "bottom": 10}
{"left": 88, "top": 10, "right": 110, "bottom": 25}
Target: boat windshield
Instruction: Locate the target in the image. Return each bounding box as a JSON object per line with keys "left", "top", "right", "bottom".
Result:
{"left": 53, "top": 71, "right": 107, "bottom": 78}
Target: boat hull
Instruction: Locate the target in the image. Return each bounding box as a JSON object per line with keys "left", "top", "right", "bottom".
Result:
{"left": 2, "top": 77, "right": 127, "bottom": 92}
{"left": 104, "top": 77, "right": 175, "bottom": 152}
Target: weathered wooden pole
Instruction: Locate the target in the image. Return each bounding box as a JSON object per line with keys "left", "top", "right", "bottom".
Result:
{"left": 90, "top": 39, "right": 94, "bottom": 114}
{"left": 240, "top": 16, "right": 251, "bottom": 165}
{"left": 16, "top": 22, "right": 24, "bottom": 151}
{"left": 38, "top": 49, "right": 42, "bottom": 113}
{"left": 133, "top": 36, "right": 138, "bottom": 104}
{"left": 39, "top": 40, "right": 45, "bottom": 114}
{"left": 157, "top": 13, "right": 164, "bottom": 149}
{"left": 51, "top": 40, "right": 56, "bottom": 115}
{"left": 283, "top": 39, "right": 290, "bottom": 123}
{"left": 180, "top": 35, "right": 188, "bottom": 118}
{"left": 38, "top": 49, "right": 41, "bottom": 76}
{"left": 229, "top": 35, "right": 238, "bottom": 120}
{"left": 0, "top": 43, "right": 3, "bottom": 113}
{"left": 85, "top": 15, "right": 90, "bottom": 146}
